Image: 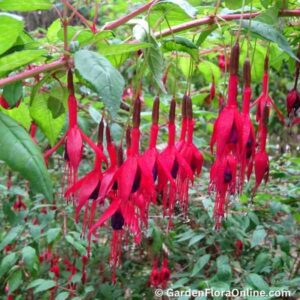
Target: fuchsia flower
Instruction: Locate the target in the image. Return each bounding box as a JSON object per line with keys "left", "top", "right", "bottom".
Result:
{"left": 239, "top": 59, "right": 255, "bottom": 191}
{"left": 149, "top": 256, "right": 171, "bottom": 288}
{"left": 253, "top": 56, "right": 285, "bottom": 125}
{"left": 254, "top": 124, "right": 269, "bottom": 194}
{"left": 44, "top": 70, "right": 105, "bottom": 192}
{"left": 12, "top": 196, "right": 27, "bottom": 211}
{"left": 158, "top": 98, "right": 193, "bottom": 222}
{"left": 177, "top": 95, "right": 203, "bottom": 213}
{"left": 209, "top": 43, "right": 242, "bottom": 228}
{"left": 64, "top": 119, "right": 106, "bottom": 232}
{"left": 210, "top": 43, "right": 242, "bottom": 158}
{"left": 286, "top": 53, "right": 300, "bottom": 124}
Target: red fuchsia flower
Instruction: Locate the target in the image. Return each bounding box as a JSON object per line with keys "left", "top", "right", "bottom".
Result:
{"left": 286, "top": 53, "right": 300, "bottom": 124}
{"left": 254, "top": 123, "right": 269, "bottom": 194}
{"left": 239, "top": 59, "right": 255, "bottom": 192}
{"left": 158, "top": 98, "right": 193, "bottom": 223}
{"left": 149, "top": 258, "right": 160, "bottom": 287}
{"left": 44, "top": 70, "right": 105, "bottom": 192}
{"left": 253, "top": 56, "right": 285, "bottom": 125}
{"left": 235, "top": 239, "right": 243, "bottom": 256}
{"left": 160, "top": 257, "right": 171, "bottom": 289}
{"left": 139, "top": 96, "right": 175, "bottom": 208}
{"left": 210, "top": 43, "right": 243, "bottom": 158}
{"left": 64, "top": 259, "right": 77, "bottom": 282}
{"left": 50, "top": 264, "right": 60, "bottom": 278}
{"left": 218, "top": 53, "right": 228, "bottom": 73}
{"left": 64, "top": 119, "right": 106, "bottom": 233}
{"left": 81, "top": 255, "right": 88, "bottom": 284}
{"left": 204, "top": 76, "right": 216, "bottom": 106}
{"left": 177, "top": 95, "right": 203, "bottom": 213}
{"left": 12, "top": 196, "right": 27, "bottom": 211}
{"left": 0, "top": 95, "right": 10, "bottom": 109}
{"left": 210, "top": 154, "right": 238, "bottom": 229}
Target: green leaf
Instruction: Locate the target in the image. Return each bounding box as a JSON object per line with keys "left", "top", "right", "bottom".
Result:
{"left": 225, "top": 0, "right": 250, "bottom": 9}
{"left": 241, "top": 20, "right": 298, "bottom": 61}
{"left": 0, "top": 14, "right": 24, "bottom": 56}
{"left": 0, "top": 0, "right": 51, "bottom": 11}
{"left": 65, "top": 235, "right": 86, "bottom": 256}
{"left": 30, "top": 87, "right": 67, "bottom": 146}
{"left": 33, "top": 279, "right": 56, "bottom": 293}
{"left": 255, "top": 7, "right": 279, "bottom": 26}
{"left": 162, "top": 36, "right": 198, "bottom": 61}
{"left": 9, "top": 269, "right": 22, "bottom": 293}
{"left": 153, "top": 0, "right": 197, "bottom": 19}
{"left": 188, "top": 233, "right": 205, "bottom": 246}
{"left": 3, "top": 81, "right": 23, "bottom": 107}
{"left": 47, "top": 19, "right": 61, "bottom": 42}
{"left": 152, "top": 227, "right": 163, "bottom": 254}
{"left": 0, "top": 253, "right": 18, "bottom": 278}
{"left": 0, "top": 225, "right": 24, "bottom": 251}
{"left": 198, "top": 61, "right": 221, "bottom": 84}
{"left": 191, "top": 254, "right": 210, "bottom": 276}
{"left": 0, "top": 113, "right": 53, "bottom": 199}
{"left": 22, "top": 246, "right": 38, "bottom": 272}
{"left": 0, "top": 50, "right": 46, "bottom": 73}
{"left": 1, "top": 102, "right": 32, "bottom": 130}
{"left": 251, "top": 226, "right": 267, "bottom": 247}
{"left": 47, "top": 228, "right": 61, "bottom": 244}
{"left": 196, "top": 25, "right": 218, "bottom": 46}
{"left": 247, "top": 273, "right": 270, "bottom": 291}
{"left": 55, "top": 292, "right": 70, "bottom": 300}
{"left": 145, "top": 36, "right": 166, "bottom": 92}
{"left": 99, "top": 42, "right": 152, "bottom": 56}
{"left": 74, "top": 50, "right": 125, "bottom": 117}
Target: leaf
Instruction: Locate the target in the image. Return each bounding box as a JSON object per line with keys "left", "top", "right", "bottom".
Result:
{"left": 0, "top": 0, "right": 51, "bottom": 11}
{"left": 1, "top": 102, "right": 32, "bottom": 130}
{"left": 145, "top": 36, "right": 166, "bottom": 92}
{"left": 22, "top": 246, "right": 38, "bottom": 272}
{"left": 153, "top": 0, "right": 197, "bottom": 19}
{"left": 47, "top": 19, "right": 61, "bottom": 42}
{"left": 65, "top": 235, "right": 86, "bottom": 256}
{"left": 225, "top": 0, "right": 250, "bottom": 9}
{"left": 0, "top": 113, "right": 53, "bottom": 200}
{"left": 0, "top": 253, "right": 18, "bottom": 278}
{"left": 47, "top": 228, "right": 61, "bottom": 244}
{"left": 152, "top": 227, "right": 163, "bottom": 254}
{"left": 162, "top": 36, "right": 198, "bottom": 61}
{"left": 251, "top": 226, "right": 267, "bottom": 247}
{"left": 30, "top": 87, "right": 67, "bottom": 146}
{"left": 0, "top": 14, "right": 24, "bottom": 56}
{"left": 33, "top": 280, "right": 56, "bottom": 293}
{"left": 8, "top": 269, "right": 22, "bottom": 293}
{"left": 3, "top": 81, "right": 23, "bottom": 107}
{"left": 0, "top": 50, "right": 46, "bottom": 73}
{"left": 55, "top": 292, "right": 70, "bottom": 300}
{"left": 188, "top": 233, "right": 205, "bottom": 246}
{"left": 241, "top": 20, "right": 298, "bottom": 61}
{"left": 196, "top": 25, "right": 218, "bottom": 46}
{"left": 198, "top": 61, "right": 221, "bottom": 84}
{"left": 255, "top": 7, "right": 279, "bottom": 26}
{"left": 247, "top": 273, "right": 270, "bottom": 291}
{"left": 0, "top": 225, "right": 24, "bottom": 251}
{"left": 74, "top": 50, "right": 125, "bottom": 117}
{"left": 191, "top": 254, "right": 210, "bottom": 276}
{"left": 99, "top": 42, "right": 152, "bottom": 56}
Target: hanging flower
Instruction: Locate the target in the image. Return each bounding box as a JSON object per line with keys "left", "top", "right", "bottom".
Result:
{"left": 158, "top": 98, "right": 193, "bottom": 223}
{"left": 239, "top": 59, "right": 255, "bottom": 191}
{"left": 149, "top": 258, "right": 160, "bottom": 287}
{"left": 254, "top": 124, "right": 269, "bottom": 194}
{"left": 44, "top": 70, "right": 105, "bottom": 192}
{"left": 178, "top": 94, "right": 203, "bottom": 213}
{"left": 210, "top": 43, "right": 242, "bottom": 158}
{"left": 160, "top": 257, "right": 171, "bottom": 289}
{"left": 253, "top": 56, "right": 285, "bottom": 125}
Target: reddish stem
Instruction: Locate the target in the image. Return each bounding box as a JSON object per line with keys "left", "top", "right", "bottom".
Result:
{"left": 0, "top": 59, "right": 67, "bottom": 88}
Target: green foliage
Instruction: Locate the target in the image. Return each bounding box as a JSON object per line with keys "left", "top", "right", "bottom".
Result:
{"left": 0, "top": 113, "right": 52, "bottom": 199}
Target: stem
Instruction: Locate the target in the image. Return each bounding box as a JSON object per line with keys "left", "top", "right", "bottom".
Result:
{"left": 102, "top": 0, "right": 157, "bottom": 30}
{"left": 154, "top": 10, "right": 300, "bottom": 38}
{"left": 61, "top": 0, "right": 93, "bottom": 31}
{"left": 0, "top": 59, "right": 67, "bottom": 88}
